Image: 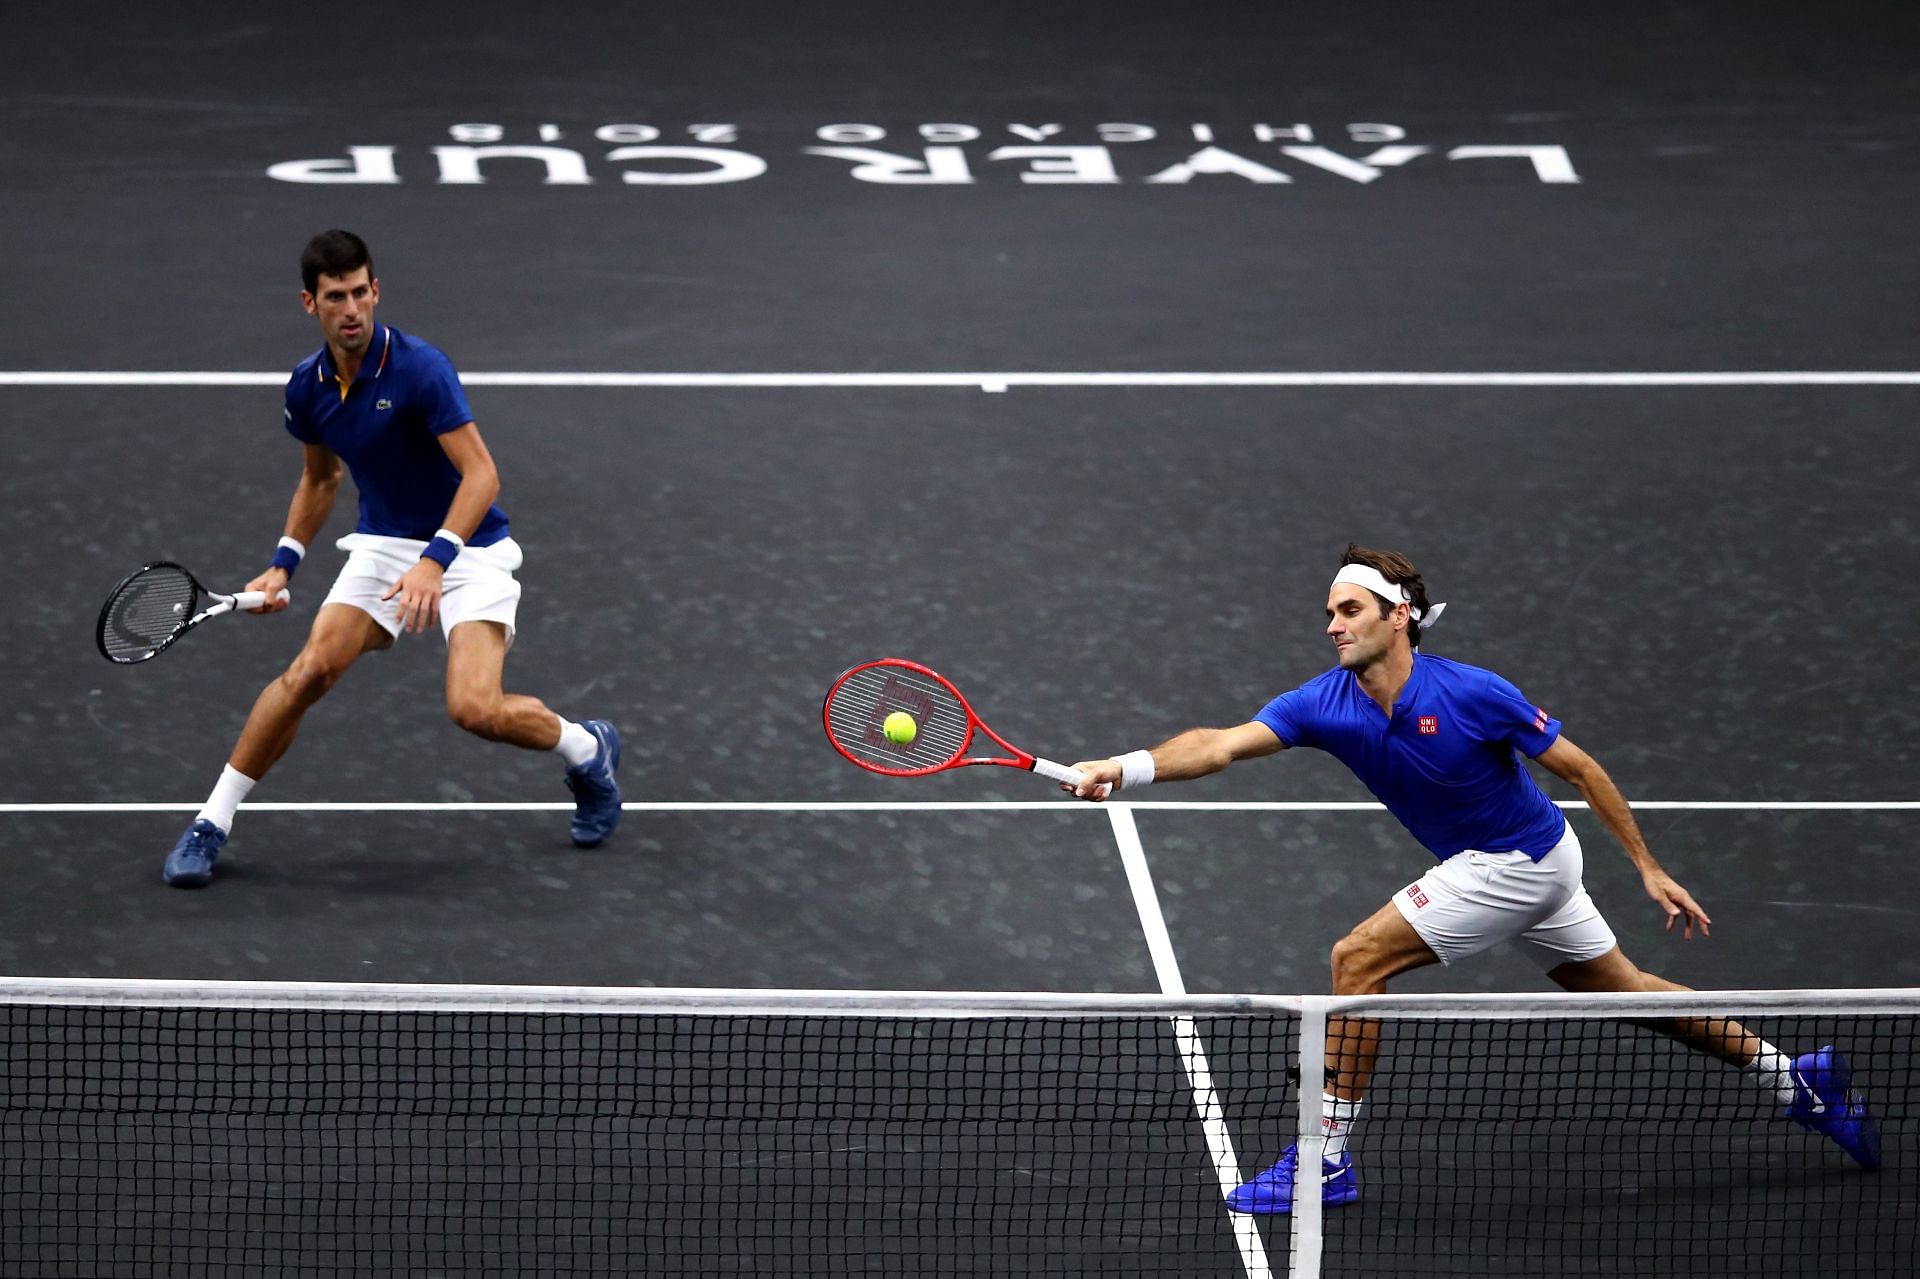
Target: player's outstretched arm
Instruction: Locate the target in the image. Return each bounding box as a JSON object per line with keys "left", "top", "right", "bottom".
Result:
{"left": 1067, "top": 721, "right": 1283, "bottom": 801}
{"left": 245, "top": 443, "right": 343, "bottom": 613}
{"left": 1535, "top": 735, "right": 1712, "bottom": 939}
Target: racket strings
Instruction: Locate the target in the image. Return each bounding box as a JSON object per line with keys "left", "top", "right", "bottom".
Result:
{"left": 826, "top": 666, "right": 970, "bottom": 772}
{"left": 101, "top": 568, "right": 198, "bottom": 660}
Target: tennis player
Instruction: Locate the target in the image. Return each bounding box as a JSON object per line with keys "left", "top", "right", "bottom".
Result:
{"left": 1067, "top": 544, "right": 1880, "bottom": 1212}
{"left": 161, "top": 230, "right": 622, "bottom": 887}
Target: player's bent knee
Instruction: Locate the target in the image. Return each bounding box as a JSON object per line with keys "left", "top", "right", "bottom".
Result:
{"left": 280, "top": 654, "right": 347, "bottom": 704}
{"left": 1329, "top": 933, "right": 1378, "bottom": 993}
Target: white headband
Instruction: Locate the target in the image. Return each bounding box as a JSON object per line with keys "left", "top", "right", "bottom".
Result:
{"left": 1332, "top": 563, "right": 1447, "bottom": 628}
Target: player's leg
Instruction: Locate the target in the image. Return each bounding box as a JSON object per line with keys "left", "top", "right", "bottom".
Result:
{"left": 443, "top": 618, "right": 622, "bottom": 847}
{"left": 444, "top": 619, "right": 569, "bottom": 749}
{"left": 1225, "top": 902, "right": 1441, "bottom": 1214}
{"left": 1327, "top": 901, "right": 1444, "bottom": 1096}
{"left": 1547, "top": 945, "right": 1881, "bottom": 1169}
{"left": 1228, "top": 841, "right": 1597, "bottom": 1214}
{"left": 1525, "top": 880, "right": 1772, "bottom": 1092}
{"left": 163, "top": 603, "right": 390, "bottom": 887}
{"left": 230, "top": 604, "right": 392, "bottom": 778}
{"left": 1546, "top": 945, "right": 1756, "bottom": 1064}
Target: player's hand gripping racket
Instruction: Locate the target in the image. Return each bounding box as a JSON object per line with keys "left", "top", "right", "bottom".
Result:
{"left": 823, "top": 658, "right": 1097, "bottom": 791}
{"left": 96, "top": 561, "right": 289, "bottom": 665}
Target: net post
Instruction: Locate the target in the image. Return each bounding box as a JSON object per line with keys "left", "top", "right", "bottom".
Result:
{"left": 1292, "top": 995, "right": 1327, "bottom": 1279}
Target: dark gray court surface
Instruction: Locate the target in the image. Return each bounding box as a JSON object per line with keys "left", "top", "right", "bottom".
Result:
{"left": 2, "top": 3, "right": 1917, "bottom": 1275}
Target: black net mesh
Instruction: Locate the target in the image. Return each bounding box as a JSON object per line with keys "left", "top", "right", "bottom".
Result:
{"left": 2, "top": 996, "right": 1913, "bottom": 1277}
{"left": 0, "top": 1003, "right": 1294, "bottom": 1278}
{"left": 1308, "top": 1010, "right": 1918, "bottom": 1278}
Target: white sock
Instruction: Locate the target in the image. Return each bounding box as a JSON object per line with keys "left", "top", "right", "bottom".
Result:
{"left": 1745, "top": 1042, "right": 1800, "bottom": 1108}
{"left": 554, "top": 719, "right": 599, "bottom": 769}
{"left": 1320, "top": 1093, "right": 1363, "bottom": 1160}
{"left": 197, "top": 765, "right": 257, "bottom": 834}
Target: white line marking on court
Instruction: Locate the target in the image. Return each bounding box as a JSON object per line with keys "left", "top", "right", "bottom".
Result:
{"left": 1110, "top": 808, "right": 1189, "bottom": 995}
{"left": 1, "top": 800, "right": 1912, "bottom": 813}
{"left": 1107, "top": 806, "right": 1271, "bottom": 1279}
{"left": 4, "top": 371, "right": 1920, "bottom": 389}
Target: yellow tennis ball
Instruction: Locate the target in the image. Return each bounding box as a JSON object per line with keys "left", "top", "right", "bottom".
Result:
{"left": 883, "top": 711, "right": 918, "bottom": 745}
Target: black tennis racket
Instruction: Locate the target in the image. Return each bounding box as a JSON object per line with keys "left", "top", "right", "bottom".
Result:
{"left": 823, "top": 658, "right": 1092, "bottom": 789}
{"left": 96, "top": 561, "right": 289, "bottom": 665}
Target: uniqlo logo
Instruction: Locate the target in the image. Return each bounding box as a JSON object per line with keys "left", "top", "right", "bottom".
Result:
{"left": 1418, "top": 716, "right": 1438, "bottom": 735}
{"left": 1405, "top": 885, "right": 1429, "bottom": 909}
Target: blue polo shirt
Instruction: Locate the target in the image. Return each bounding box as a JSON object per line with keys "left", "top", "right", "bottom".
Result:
{"left": 284, "top": 325, "right": 510, "bottom": 546}
{"left": 1256, "top": 654, "right": 1567, "bottom": 862}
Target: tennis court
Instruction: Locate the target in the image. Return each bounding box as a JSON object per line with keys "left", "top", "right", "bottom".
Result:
{"left": 2, "top": 2, "right": 1917, "bottom": 1274}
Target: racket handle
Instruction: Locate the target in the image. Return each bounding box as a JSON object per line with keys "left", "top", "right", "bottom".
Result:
{"left": 228, "top": 589, "right": 291, "bottom": 612}
{"left": 1032, "top": 756, "right": 1112, "bottom": 800}
{"left": 1029, "top": 757, "right": 1084, "bottom": 786}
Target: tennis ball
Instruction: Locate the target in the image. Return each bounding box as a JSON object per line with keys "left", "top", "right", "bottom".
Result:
{"left": 883, "top": 711, "right": 918, "bottom": 745}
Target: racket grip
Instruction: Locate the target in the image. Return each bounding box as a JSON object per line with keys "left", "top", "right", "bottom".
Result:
{"left": 230, "top": 589, "right": 290, "bottom": 611}
{"left": 1033, "top": 756, "right": 1111, "bottom": 800}
{"left": 1029, "top": 758, "right": 1085, "bottom": 786}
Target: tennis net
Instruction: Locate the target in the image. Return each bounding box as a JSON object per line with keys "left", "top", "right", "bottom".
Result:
{"left": 0, "top": 979, "right": 1910, "bottom": 1277}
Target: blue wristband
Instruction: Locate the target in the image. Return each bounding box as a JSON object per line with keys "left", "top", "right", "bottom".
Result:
{"left": 421, "top": 536, "right": 461, "bottom": 569}
{"left": 269, "top": 537, "right": 304, "bottom": 579}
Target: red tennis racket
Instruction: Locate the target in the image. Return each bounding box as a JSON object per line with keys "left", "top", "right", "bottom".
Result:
{"left": 823, "top": 658, "right": 1088, "bottom": 788}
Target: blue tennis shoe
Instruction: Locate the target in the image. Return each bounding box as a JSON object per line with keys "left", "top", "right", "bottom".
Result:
{"left": 1786, "top": 1045, "right": 1881, "bottom": 1170}
{"left": 162, "top": 819, "right": 227, "bottom": 888}
{"left": 565, "top": 719, "right": 623, "bottom": 847}
{"left": 1225, "top": 1145, "right": 1359, "bottom": 1214}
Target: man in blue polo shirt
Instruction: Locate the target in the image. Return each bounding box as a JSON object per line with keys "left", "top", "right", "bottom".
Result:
{"left": 1067, "top": 544, "right": 1879, "bottom": 1210}
{"left": 160, "top": 230, "right": 623, "bottom": 887}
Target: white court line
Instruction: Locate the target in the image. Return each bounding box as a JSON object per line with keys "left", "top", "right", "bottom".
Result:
{"left": 3, "top": 370, "right": 1920, "bottom": 389}
{"left": 0, "top": 800, "right": 1913, "bottom": 813}
{"left": 1107, "top": 806, "right": 1272, "bottom": 1279}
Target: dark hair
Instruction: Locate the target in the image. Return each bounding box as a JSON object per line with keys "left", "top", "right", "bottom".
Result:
{"left": 1339, "top": 543, "right": 1434, "bottom": 648}
{"left": 300, "top": 230, "right": 374, "bottom": 294}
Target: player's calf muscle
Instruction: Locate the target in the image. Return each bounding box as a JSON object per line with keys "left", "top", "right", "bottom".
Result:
{"left": 448, "top": 691, "right": 563, "bottom": 750}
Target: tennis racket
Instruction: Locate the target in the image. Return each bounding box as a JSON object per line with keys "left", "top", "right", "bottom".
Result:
{"left": 96, "top": 561, "right": 289, "bottom": 665}
{"left": 823, "top": 658, "right": 1090, "bottom": 789}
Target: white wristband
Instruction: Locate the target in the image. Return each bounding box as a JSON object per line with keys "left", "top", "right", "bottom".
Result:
{"left": 431, "top": 528, "right": 466, "bottom": 549}
{"left": 276, "top": 535, "right": 307, "bottom": 561}
{"left": 1115, "top": 750, "right": 1156, "bottom": 790}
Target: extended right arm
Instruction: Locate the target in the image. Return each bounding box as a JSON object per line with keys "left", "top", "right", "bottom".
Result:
{"left": 245, "top": 443, "right": 343, "bottom": 612}
{"left": 1067, "top": 721, "right": 1285, "bottom": 801}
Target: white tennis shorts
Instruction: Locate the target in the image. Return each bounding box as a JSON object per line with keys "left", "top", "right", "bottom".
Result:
{"left": 1390, "top": 822, "right": 1618, "bottom": 969}
{"left": 321, "top": 532, "right": 524, "bottom": 645}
